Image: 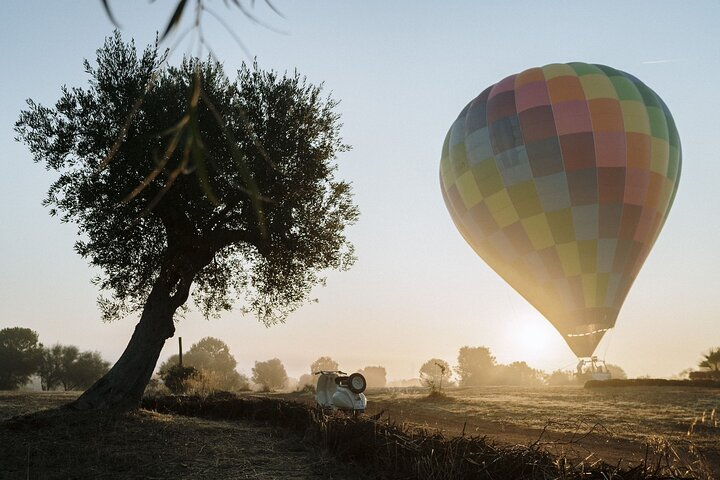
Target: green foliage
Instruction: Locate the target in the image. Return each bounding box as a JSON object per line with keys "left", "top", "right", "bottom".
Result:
{"left": 419, "top": 358, "right": 451, "bottom": 391}
{"left": 15, "top": 32, "right": 358, "bottom": 325}
{"left": 0, "top": 327, "right": 43, "bottom": 390}
{"left": 37, "top": 344, "right": 110, "bottom": 391}
{"left": 455, "top": 346, "right": 496, "bottom": 387}
{"left": 251, "top": 358, "right": 287, "bottom": 392}
{"left": 37, "top": 344, "right": 70, "bottom": 391}
{"left": 99, "top": 0, "right": 282, "bottom": 46}
{"left": 358, "top": 366, "right": 387, "bottom": 388}
{"left": 161, "top": 364, "right": 199, "bottom": 394}
{"left": 158, "top": 337, "right": 249, "bottom": 391}
{"left": 310, "top": 356, "right": 338, "bottom": 374}
{"left": 699, "top": 347, "right": 720, "bottom": 371}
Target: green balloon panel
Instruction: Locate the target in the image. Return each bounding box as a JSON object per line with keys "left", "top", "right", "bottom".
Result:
{"left": 440, "top": 63, "right": 681, "bottom": 357}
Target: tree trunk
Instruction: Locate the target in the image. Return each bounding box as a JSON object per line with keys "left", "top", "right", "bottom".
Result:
{"left": 71, "top": 281, "right": 177, "bottom": 411}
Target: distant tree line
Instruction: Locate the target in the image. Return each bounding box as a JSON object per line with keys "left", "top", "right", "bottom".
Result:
{"left": 0, "top": 327, "right": 109, "bottom": 391}
{"left": 417, "top": 346, "right": 629, "bottom": 391}
{"left": 8, "top": 325, "right": 718, "bottom": 394}
{"left": 294, "top": 357, "right": 388, "bottom": 393}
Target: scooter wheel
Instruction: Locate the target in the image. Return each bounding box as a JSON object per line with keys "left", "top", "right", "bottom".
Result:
{"left": 348, "top": 373, "right": 367, "bottom": 394}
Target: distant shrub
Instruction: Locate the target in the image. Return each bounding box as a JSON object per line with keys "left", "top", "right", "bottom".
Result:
{"left": 157, "top": 337, "right": 248, "bottom": 392}
{"left": 547, "top": 369, "right": 576, "bottom": 386}
{"left": 689, "top": 371, "right": 720, "bottom": 380}
{"left": 296, "top": 373, "right": 316, "bottom": 393}
{"left": 605, "top": 364, "right": 628, "bottom": 380}
{"left": 161, "top": 365, "right": 199, "bottom": 394}
{"left": 491, "top": 361, "right": 544, "bottom": 386}
{"left": 143, "top": 374, "right": 170, "bottom": 397}
{"left": 299, "top": 383, "right": 315, "bottom": 394}
{"left": 419, "top": 358, "right": 451, "bottom": 392}
{"left": 358, "top": 366, "right": 387, "bottom": 388}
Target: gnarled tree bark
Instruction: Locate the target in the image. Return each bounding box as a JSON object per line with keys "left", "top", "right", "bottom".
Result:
{"left": 69, "top": 242, "right": 210, "bottom": 410}
{"left": 72, "top": 229, "right": 230, "bottom": 410}
{"left": 71, "top": 279, "right": 178, "bottom": 411}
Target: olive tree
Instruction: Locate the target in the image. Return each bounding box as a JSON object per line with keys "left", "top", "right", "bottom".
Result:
{"left": 310, "top": 356, "right": 339, "bottom": 374}
{"left": 455, "top": 346, "right": 496, "bottom": 387}
{"left": 252, "top": 358, "right": 288, "bottom": 392}
{"left": 38, "top": 344, "right": 110, "bottom": 391}
{"left": 0, "top": 327, "right": 44, "bottom": 390}
{"left": 15, "top": 33, "right": 358, "bottom": 410}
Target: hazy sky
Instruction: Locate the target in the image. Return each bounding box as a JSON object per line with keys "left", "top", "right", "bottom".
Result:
{"left": 1, "top": 1, "right": 719, "bottom": 381}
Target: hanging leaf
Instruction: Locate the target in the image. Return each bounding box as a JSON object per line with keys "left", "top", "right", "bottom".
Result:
{"left": 100, "top": 0, "right": 121, "bottom": 27}
{"left": 160, "top": 0, "right": 189, "bottom": 42}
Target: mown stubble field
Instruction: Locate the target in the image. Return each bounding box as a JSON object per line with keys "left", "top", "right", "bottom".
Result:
{"left": 0, "top": 391, "right": 369, "bottom": 480}
{"left": 283, "top": 385, "right": 719, "bottom": 471}
{"left": 1, "top": 385, "right": 718, "bottom": 478}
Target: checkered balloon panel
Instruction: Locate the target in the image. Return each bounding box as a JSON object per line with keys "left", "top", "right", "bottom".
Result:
{"left": 440, "top": 63, "right": 681, "bottom": 357}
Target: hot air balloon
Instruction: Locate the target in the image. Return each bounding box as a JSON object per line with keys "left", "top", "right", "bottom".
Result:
{"left": 439, "top": 63, "right": 681, "bottom": 359}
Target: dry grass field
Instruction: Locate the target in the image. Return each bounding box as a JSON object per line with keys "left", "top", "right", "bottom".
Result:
{"left": 282, "top": 385, "right": 719, "bottom": 473}
{"left": 0, "top": 391, "right": 369, "bottom": 480}
{"left": 362, "top": 385, "right": 719, "bottom": 445}
{"left": 1, "top": 386, "right": 718, "bottom": 479}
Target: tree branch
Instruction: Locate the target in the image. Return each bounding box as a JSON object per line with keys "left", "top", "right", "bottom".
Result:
{"left": 170, "top": 273, "right": 194, "bottom": 310}
{"left": 210, "top": 228, "right": 255, "bottom": 250}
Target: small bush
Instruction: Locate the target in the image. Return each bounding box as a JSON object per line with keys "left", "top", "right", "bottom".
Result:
{"left": 161, "top": 365, "right": 199, "bottom": 394}
{"left": 143, "top": 375, "right": 170, "bottom": 397}
{"left": 689, "top": 371, "right": 720, "bottom": 381}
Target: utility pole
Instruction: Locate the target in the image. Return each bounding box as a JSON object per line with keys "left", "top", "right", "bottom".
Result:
{"left": 178, "top": 337, "right": 183, "bottom": 366}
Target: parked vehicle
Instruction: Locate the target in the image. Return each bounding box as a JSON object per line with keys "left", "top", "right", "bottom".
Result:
{"left": 315, "top": 370, "right": 367, "bottom": 413}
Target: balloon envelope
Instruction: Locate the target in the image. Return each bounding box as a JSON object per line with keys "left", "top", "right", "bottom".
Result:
{"left": 439, "top": 63, "right": 681, "bottom": 357}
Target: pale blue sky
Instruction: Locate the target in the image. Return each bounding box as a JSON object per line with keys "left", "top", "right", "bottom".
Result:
{"left": 1, "top": 1, "right": 719, "bottom": 380}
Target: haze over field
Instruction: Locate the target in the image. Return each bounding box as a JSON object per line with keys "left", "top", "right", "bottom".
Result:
{"left": 1, "top": 2, "right": 719, "bottom": 381}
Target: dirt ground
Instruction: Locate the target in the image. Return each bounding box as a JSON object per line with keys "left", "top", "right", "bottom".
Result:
{"left": 356, "top": 395, "right": 658, "bottom": 467}
{"left": 2, "top": 388, "right": 717, "bottom": 478}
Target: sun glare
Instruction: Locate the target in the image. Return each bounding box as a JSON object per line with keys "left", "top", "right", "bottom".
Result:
{"left": 513, "top": 317, "right": 563, "bottom": 365}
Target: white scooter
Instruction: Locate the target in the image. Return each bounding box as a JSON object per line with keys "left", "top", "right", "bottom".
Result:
{"left": 314, "top": 370, "right": 367, "bottom": 414}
